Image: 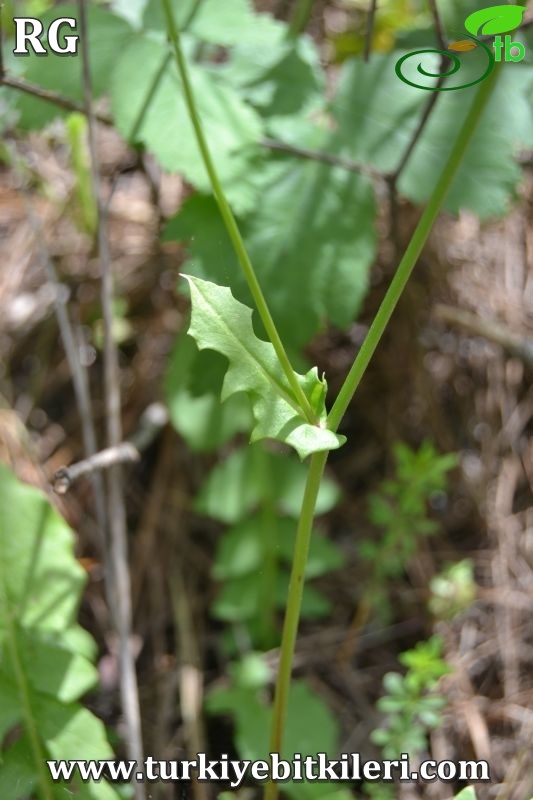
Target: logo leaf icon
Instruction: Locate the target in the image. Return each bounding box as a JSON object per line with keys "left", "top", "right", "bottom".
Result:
{"left": 464, "top": 5, "right": 526, "bottom": 37}
{"left": 449, "top": 40, "right": 478, "bottom": 52}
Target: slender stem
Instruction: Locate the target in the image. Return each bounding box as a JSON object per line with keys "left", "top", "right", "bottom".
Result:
{"left": 364, "top": 0, "right": 378, "bottom": 62}
{"left": 257, "top": 447, "right": 277, "bottom": 649}
{"left": 264, "top": 450, "right": 328, "bottom": 800}
{"left": 289, "top": 0, "right": 315, "bottom": 36}
{"left": 129, "top": 52, "right": 172, "bottom": 142}
{"left": 1, "top": 603, "right": 53, "bottom": 800}
{"left": 261, "top": 136, "right": 382, "bottom": 178}
{"left": 161, "top": 0, "right": 316, "bottom": 424}
{"left": 428, "top": 0, "right": 447, "bottom": 52}
{"left": 23, "top": 200, "right": 108, "bottom": 556}
{"left": 0, "top": 71, "right": 112, "bottom": 123}
{"left": 182, "top": 0, "right": 206, "bottom": 31}
{"left": 328, "top": 63, "right": 501, "bottom": 432}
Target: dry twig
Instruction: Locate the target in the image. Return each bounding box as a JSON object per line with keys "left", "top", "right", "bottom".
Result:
{"left": 78, "top": 1, "right": 145, "bottom": 792}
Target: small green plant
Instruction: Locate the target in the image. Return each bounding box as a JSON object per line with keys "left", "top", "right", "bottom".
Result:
{"left": 371, "top": 635, "right": 451, "bottom": 760}
{"left": 360, "top": 441, "right": 458, "bottom": 619}
{"left": 365, "top": 440, "right": 458, "bottom": 568}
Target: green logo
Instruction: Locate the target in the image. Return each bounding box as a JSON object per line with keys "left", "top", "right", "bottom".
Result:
{"left": 395, "top": 4, "right": 526, "bottom": 91}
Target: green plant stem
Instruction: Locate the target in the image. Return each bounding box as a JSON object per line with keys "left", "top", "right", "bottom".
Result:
{"left": 328, "top": 63, "right": 501, "bottom": 433}
{"left": 182, "top": 0, "right": 205, "bottom": 31}
{"left": 258, "top": 448, "right": 278, "bottom": 649}
{"left": 161, "top": 0, "right": 316, "bottom": 425}
{"left": 1, "top": 605, "right": 53, "bottom": 800}
{"left": 264, "top": 65, "right": 501, "bottom": 800}
{"left": 129, "top": 52, "right": 171, "bottom": 143}
{"left": 289, "top": 0, "right": 315, "bottom": 36}
{"left": 264, "top": 449, "right": 327, "bottom": 800}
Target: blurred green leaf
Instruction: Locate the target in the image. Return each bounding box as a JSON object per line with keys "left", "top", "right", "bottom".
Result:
{"left": 196, "top": 444, "right": 340, "bottom": 524}
{"left": 453, "top": 790, "right": 477, "bottom": 800}
{"left": 332, "top": 53, "right": 533, "bottom": 218}
{"left": 111, "top": 33, "right": 264, "bottom": 213}
{"left": 0, "top": 467, "right": 120, "bottom": 799}
{"left": 218, "top": 27, "right": 323, "bottom": 119}
{"left": 213, "top": 515, "right": 343, "bottom": 581}
{"left": 212, "top": 569, "right": 332, "bottom": 622}
{"left": 0, "top": 737, "right": 37, "bottom": 800}
{"left": 207, "top": 679, "right": 341, "bottom": 799}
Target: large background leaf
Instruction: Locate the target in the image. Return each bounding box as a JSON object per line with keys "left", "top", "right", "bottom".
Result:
{"left": 0, "top": 466, "right": 120, "bottom": 800}
{"left": 111, "top": 33, "right": 264, "bottom": 213}
{"left": 331, "top": 52, "right": 533, "bottom": 218}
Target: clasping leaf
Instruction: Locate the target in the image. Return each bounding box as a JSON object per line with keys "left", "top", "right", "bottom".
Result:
{"left": 183, "top": 275, "right": 345, "bottom": 459}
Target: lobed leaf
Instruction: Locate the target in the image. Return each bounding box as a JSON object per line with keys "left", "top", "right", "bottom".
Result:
{"left": 183, "top": 276, "right": 345, "bottom": 459}
{"left": 165, "top": 331, "right": 252, "bottom": 451}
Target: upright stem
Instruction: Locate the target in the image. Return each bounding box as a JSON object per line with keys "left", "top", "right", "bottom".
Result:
{"left": 329, "top": 64, "right": 501, "bottom": 432}
{"left": 1, "top": 603, "right": 53, "bottom": 800}
{"left": 264, "top": 450, "right": 327, "bottom": 800}
{"left": 161, "top": 0, "right": 316, "bottom": 424}
{"left": 257, "top": 448, "right": 278, "bottom": 649}
{"left": 364, "top": 0, "right": 378, "bottom": 62}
